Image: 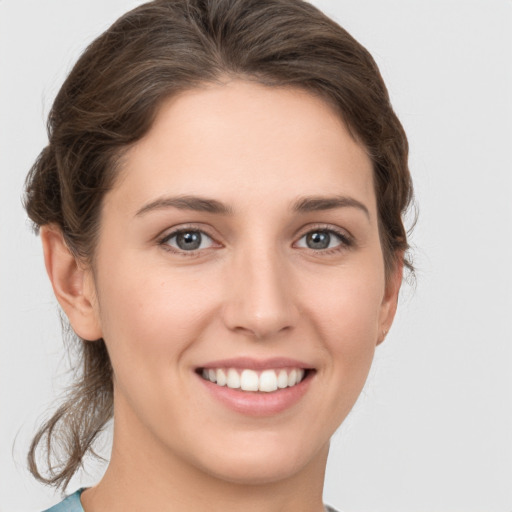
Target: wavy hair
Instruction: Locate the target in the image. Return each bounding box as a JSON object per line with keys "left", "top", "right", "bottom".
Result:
{"left": 24, "top": 0, "right": 413, "bottom": 489}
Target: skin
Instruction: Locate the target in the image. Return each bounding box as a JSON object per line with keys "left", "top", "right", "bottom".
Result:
{"left": 42, "top": 80, "right": 402, "bottom": 512}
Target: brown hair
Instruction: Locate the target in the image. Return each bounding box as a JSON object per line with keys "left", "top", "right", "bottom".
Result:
{"left": 24, "top": 0, "right": 413, "bottom": 490}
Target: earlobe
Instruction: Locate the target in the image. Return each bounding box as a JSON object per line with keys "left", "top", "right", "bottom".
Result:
{"left": 41, "top": 225, "right": 103, "bottom": 341}
{"left": 377, "top": 257, "right": 404, "bottom": 346}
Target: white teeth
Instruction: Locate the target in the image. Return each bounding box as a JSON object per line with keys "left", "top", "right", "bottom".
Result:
{"left": 227, "top": 368, "right": 241, "bottom": 389}
{"left": 240, "top": 369, "right": 259, "bottom": 391}
{"left": 277, "top": 369, "right": 288, "bottom": 389}
{"left": 202, "top": 367, "right": 307, "bottom": 392}
{"left": 259, "top": 370, "right": 278, "bottom": 392}
{"left": 216, "top": 368, "right": 227, "bottom": 386}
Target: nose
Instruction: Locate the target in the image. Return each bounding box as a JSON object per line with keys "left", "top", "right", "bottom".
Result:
{"left": 221, "top": 247, "right": 299, "bottom": 340}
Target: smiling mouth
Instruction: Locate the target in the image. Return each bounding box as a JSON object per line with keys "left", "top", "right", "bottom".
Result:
{"left": 198, "top": 367, "right": 311, "bottom": 393}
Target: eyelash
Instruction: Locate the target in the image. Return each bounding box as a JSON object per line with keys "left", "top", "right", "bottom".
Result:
{"left": 158, "top": 226, "right": 218, "bottom": 257}
{"left": 295, "top": 225, "right": 354, "bottom": 255}
{"left": 157, "top": 224, "right": 354, "bottom": 257}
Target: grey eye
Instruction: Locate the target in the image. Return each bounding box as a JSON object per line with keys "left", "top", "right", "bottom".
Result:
{"left": 164, "top": 230, "right": 214, "bottom": 251}
{"left": 306, "top": 231, "right": 330, "bottom": 249}
{"left": 296, "top": 230, "right": 345, "bottom": 250}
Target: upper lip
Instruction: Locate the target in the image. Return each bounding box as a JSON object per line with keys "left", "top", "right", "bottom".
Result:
{"left": 198, "top": 357, "right": 314, "bottom": 371}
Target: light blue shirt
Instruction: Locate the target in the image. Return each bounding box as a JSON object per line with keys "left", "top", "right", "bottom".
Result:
{"left": 42, "top": 489, "right": 85, "bottom": 512}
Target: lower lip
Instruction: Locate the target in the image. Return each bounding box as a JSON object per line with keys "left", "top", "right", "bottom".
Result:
{"left": 197, "top": 372, "right": 313, "bottom": 416}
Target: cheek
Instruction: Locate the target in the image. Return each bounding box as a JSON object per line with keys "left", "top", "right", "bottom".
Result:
{"left": 95, "top": 257, "right": 218, "bottom": 375}
{"left": 306, "top": 263, "right": 384, "bottom": 373}
{"left": 94, "top": 262, "right": 222, "bottom": 429}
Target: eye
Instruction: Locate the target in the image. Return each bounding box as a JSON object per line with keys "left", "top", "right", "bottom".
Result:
{"left": 161, "top": 229, "right": 215, "bottom": 252}
{"left": 295, "top": 229, "right": 350, "bottom": 251}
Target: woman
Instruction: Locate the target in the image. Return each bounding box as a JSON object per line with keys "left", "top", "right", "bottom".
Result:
{"left": 24, "top": 0, "right": 413, "bottom": 510}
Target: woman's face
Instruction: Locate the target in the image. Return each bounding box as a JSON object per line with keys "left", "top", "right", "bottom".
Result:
{"left": 86, "top": 80, "right": 400, "bottom": 484}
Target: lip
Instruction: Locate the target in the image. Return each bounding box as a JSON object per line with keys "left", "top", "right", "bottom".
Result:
{"left": 199, "top": 357, "right": 312, "bottom": 371}
{"left": 196, "top": 357, "right": 315, "bottom": 416}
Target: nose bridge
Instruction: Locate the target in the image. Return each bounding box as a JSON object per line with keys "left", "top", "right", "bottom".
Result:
{"left": 222, "top": 238, "right": 298, "bottom": 339}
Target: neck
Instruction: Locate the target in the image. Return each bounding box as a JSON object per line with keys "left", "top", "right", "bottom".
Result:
{"left": 81, "top": 403, "right": 329, "bottom": 512}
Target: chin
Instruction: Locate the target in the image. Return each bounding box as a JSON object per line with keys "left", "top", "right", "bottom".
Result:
{"left": 190, "top": 433, "right": 330, "bottom": 486}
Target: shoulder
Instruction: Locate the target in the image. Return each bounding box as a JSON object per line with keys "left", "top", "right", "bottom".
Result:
{"left": 42, "top": 489, "right": 85, "bottom": 512}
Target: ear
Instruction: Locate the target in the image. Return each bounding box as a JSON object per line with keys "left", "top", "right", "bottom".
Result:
{"left": 376, "top": 256, "right": 404, "bottom": 346}
{"left": 41, "top": 225, "right": 103, "bottom": 341}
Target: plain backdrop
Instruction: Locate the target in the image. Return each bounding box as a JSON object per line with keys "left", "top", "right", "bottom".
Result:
{"left": 1, "top": 1, "right": 511, "bottom": 511}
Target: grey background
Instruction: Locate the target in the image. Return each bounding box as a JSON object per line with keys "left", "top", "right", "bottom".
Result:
{"left": 1, "top": 1, "right": 511, "bottom": 511}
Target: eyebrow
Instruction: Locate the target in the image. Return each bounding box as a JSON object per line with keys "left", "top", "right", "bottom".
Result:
{"left": 135, "top": 194, "right": 370, "bottom": 219}
{"left": 292, "top": 195, "right": 370, "bottom": 219}
{"left": 136, "top": 195, "right": 234, "bottom": 216}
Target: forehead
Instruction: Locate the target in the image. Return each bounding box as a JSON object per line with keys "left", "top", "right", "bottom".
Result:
{"left": 109, "top": 80, "right": 375, "bottom": 215}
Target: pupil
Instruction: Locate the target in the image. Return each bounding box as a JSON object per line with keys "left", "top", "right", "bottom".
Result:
{"left": 307, "top": 231, "right": 330, "bottom": 250}
{"left": 177, "top": 231, "right": 201, "bottom": 250}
